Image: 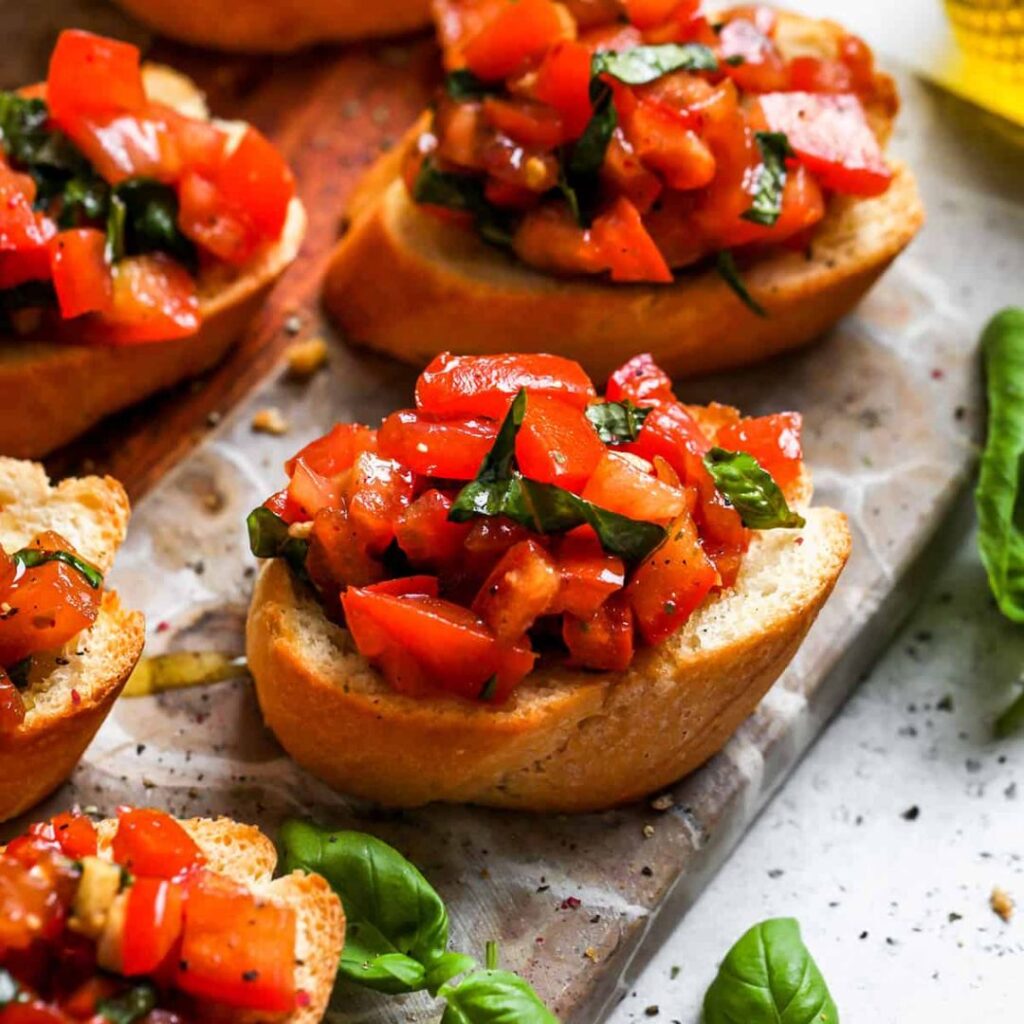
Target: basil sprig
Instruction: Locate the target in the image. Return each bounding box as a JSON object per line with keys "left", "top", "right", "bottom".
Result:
{"left": 703, "top": 448, "right": 805, "bottom": 529}
{"left": 716, "top": 250, "right": 766, "bottom": 317}
{"left": 449, "top": 391, "right": 666, "bottom": 565}
{"left": 439, "top": 969, "right": 560, "bottom": 1024}
{"left": 590, "top": 43, "right": 718, "bottom": 86}
{"left": 586, "top": 400, "right": 650, "bottom": 444}
{"left": 703, "top": 918, "right": 838, "bottom": 1024}
{"left": 13, "top": 548, "right": 103, "bottom": 589}
{"left": 246, "top": 506, "right": 310, "bottom": 581}
{"left": 96, "top": 984, "right": 157, "bottom": 1024}
{"left": 413, "top": 159, "right": 515, "bottom": 249}
{"left": 742, "top": 131, "right": 792, "bottom": 227}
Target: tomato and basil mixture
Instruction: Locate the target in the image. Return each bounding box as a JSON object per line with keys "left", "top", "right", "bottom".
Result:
{"left": 0, "top": 808, "right": 299, "bottom": 1023}
{"left": 406, "top": 0, "right": 894, "bottom": 296}
{"left": 249, "top": 352, "right": 806, "bottom": 702}
{"left": 0, "top": 30, "right": 294, "bottom": 342}
{"left": 0, "top": 534, "right": 104, "bottom": 736}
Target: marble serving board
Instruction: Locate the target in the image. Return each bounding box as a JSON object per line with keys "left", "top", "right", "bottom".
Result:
{"left": 2, "top": 7, "right": 1004, "bottom": 1018}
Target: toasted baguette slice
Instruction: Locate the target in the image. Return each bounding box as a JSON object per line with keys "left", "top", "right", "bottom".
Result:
{"left": 112, "top": 0, "right": 431, "bottom": 51}
{"left": 94, "top": 815, "right": 346, "bottom": 1024}
{"left": 0, "top": 459, "right": 145, "bottom": 821}
{"left": 247, "top": 503, "right": 851, "bottom": 813}
{"left": 0, "top": 66, "right": 307, "bottom": 460}
{"left": 324, "top": 12, "right": 924, "bottom": 381}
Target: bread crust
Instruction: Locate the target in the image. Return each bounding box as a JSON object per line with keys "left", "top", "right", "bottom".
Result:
{"left": 247, "top": 506, "right": 851, "bottom": 813}
{"left": 323, "top": 13, "right": 923, "bottom": 380}
{"left": 0, "top": 68, "right": 307, "bottom": 459}
{"left": 112, "top": 0, "right": 432, "bottom": 51}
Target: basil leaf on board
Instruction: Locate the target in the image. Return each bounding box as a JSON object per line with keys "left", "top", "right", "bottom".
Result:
{"left": 12, "top": 548, "right": 104, "bottom": 589}
{"left": 703, "top": 448, "right": 805, "bottom": 529}
{"left": 0, "top": 969, "right": 21, "bottom": 1007}
{"left": 445, "top": 70, "right": 493, "bottom": 100}
{"left": 97, "top": 984, "right": 157, "bottom": 1024}
{"left": 715, "top": 250, "right": 766, "bottom": 317}
{"left": 115, "top": 178, "right": 198, "bottom": 269}
{"left": 412, "top": 159, "right": 514, "bottom": 248}
{"left": 591, "top": 43, "right": 718, "bottom": 86}
{"left": 741, "top": 131, "right": 792, "bottom": 227}
{"left": 279, "top": 821, "right": 473, "bottom": 995}
{"left": 246, "top": 506, "right": 310, "bottom": 581}
{"left": 586, "top": 400, "right": 650, "bottom": 444}
{"left": 975, "top": 307, "right": 1024, "bottom": 621}
{"left": 439, "top": 970, "right": 560, "bottom": 1024}
{"left": 703, "top": 918, "right": 838, "bottom": 1024}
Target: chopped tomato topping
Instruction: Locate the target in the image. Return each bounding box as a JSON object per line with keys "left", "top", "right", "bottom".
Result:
{"left": 305, "top": 507, "right": 383, "bottom": 601}
{"left": 606, "top": 352, "right": 676, "bottom": 406}
{"left": 395, "top": 490, "right": 473, "bottom": 568}
{"left": 483, "top": 98, "right": 565, "bottom": 148}
{"left": 65, "top": 109, "right": 180, "bottom": 186}
{"left": 591, "top": 197, "right": 673, "bottom": 284}
{"left": 717, "top": 412, "right": 803, "bottom": 489}
{"left": 535, "top": 41, "right": 594, "bottom": 140}
{"left": 515, "top": 395, "right": 605, "bottom": 491}
{"left": 379, "top": 410, "right": 498, "bottom": 480}
{"left": 625, "top": 0, "right": 697, "bottom": 29}
{"left": 471, "top": 540, "right": 560, "bottom": 642}
{"left": 563, "top": 593, "right": 634, "bottom": 671}
{"left": 581, "top": 450, "right": 686, "bottom": 521}
{"left": 463, "top": 0, "right": 567, "bottom": 81}
{"left": 49, "top": 229, "right": 111, "bottom": 319}
{"left": 0, "top": 669, "right": 25, "bottom": 735}
{"left": 346, "top": 454, "right": 415, "bottom": 553}
{"left": 284, "top": 423, "right": 378, "bottom": 477}
{"left": 121, "top": 877, "right": 185, "bottom": 975}
{"left": 552, "top": 531, "right": 626, "bottom": 617}
{"left": 287, "top": 457, "right": 341, "bottom": 520}
{"left": 28, "top": 812, "right": 98, "bottom": 859}
{"left": 364, "top": 576, "right": 440, "bottom": 598}
{"left": 110, "top": 808, "right": 204, "bottom": 880}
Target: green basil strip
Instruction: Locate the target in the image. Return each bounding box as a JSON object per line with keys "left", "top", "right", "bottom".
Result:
{"left": 114, "top": 178, "right": 197, "bottom": 269}
{"left": 975, "top": 307, "right": 1024, "bottom": 621}
{"left": 586, "top": 400, "right": 650, "bottom": 444}
{"left": 12, "top": 548, "right": 104, "bottom": 589}
{"left": 6, "top": 658, "right": 31, "bottom": 690}
{"left": 716, "top": 250, "right": 766, "bottom": 317}
{"left": 97, "top": 984, "right": 157, "bottom": 1024}
{"left": 741, "top": 131, "right": 792, "bottom": 227}
{"left": 563, "top": 81, "right": 617, "bottom": 226}
{"left": 703, "top": 918, "right": 838, "bottom": 1024}
{"left": 0, "top": 93, "right": 89, "bottom": 177}
{"left": 60, "top": 175, "right": 110, "bottom": 227}
{"left": 591, "top": 43, "right": 718, "bottom": 86}
{"left": 106, "top": 191, "right": 127, "bottom": 264}
{"left": 439, "top": 970, "right": 560, "bottom": 1024}
{"left": 279, "top": 821, "right": 474, "bottom": 995}
{"left": 995, "top": 688, "right": 1024, "bottom": 738}
{"left": 703, "top": 448, "right": 805, "bottom": 529}
{"left": 246, "top": 506, "right": 310, "bottom": 581}
{"left": 445, "top": 70, "right": 494, "bottom": 100}
{"left": 412, "top": 159, "right": 514, "bottom": 248}
{"left": 0, "top": 969, "right": 21, "bottom": 1008}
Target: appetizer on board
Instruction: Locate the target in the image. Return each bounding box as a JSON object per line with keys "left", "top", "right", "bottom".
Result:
{"left": 0, "top": 30, "right": 305, "bottom": 457}
{"left": 246, "top": 352, "right": 851, "bottom": 812}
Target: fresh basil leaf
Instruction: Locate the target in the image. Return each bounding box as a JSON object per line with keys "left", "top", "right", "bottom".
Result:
{"left": 445, "top": 70, "right": 493, "bottom": 100}
{"left": 6, "top": 658, "right": 31, "bottom": 689}
{"left": 0, "top": 969, "right": 21, "bottom": 1007}
{"left": 12, "top": 548, "right": 104, "bottom": 589}
{"left": 586, "top": 400, "right": 650, "bottom": 444}
{"left": 562, "top": 82, "right": 617, "bottom": 226}
{"left": 106, "top": 191, "right": 127, "bottom": 264}
{"left": 439, "top": 970, "right": 560, "bottom": 1024}
{"left": 280, "top": 820, "right": 465, "bottom": 995}
{"left": 591, "top": 43, "right": 718, "bottom": 86}
{"left": 0, "top": 93, "right": 89, "bottom": 176}
{"left": 742, "top": 131, "right": 792, "bottom": 227}
{"left": 114, "top": 178, "right": 197, "bottom": 269}
{"left": 975, "top": 308, "right": 1024, "bottom": 622}
{"left": 412, "top": 159, "right": 514, "bottom": 249}
{"left": 479, "top": 389, "right": 526, "bottom": 481}
{"left": 995, "top": 688, "right": 1024, "bottom": 738}
{"left": 97, "top": 984, "right": 157, "bottom": 1024}
{"left": 703, "top": 448, "right": 804, "bottom": 529}
{"left": 246, "top": 506, "right": 310, "bottom": 581}
{"left": 59, "top": 175, "right": 111, "bottom": 228}
{"left": 715, "top": 250, "right": 766, "bottom": 317}
{"left": 703, "top": 918, "right": 838, "bottom": 1024}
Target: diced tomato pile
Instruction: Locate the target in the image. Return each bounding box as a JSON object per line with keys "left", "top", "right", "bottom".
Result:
{"left": 408, "top": 0, "right": 894, "bottom": 282}
{"left": 0, "top": 808, "right": 298, "bottom": 1021}
{"left": 0, "top": 29, "right": 294, "bottom": 344}
{"left": 255, "top": 352, "right": 804, "bottom": 702}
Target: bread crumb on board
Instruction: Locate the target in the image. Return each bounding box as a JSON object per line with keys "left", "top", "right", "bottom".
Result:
{"left": 991, "top": 886, "right": 1014, "bottom": 922}
{"left": 252, "top": 407, "right": 289, "bottom": 436}
{"left": 286, "top": 336, "right": 329, "bottom": 379}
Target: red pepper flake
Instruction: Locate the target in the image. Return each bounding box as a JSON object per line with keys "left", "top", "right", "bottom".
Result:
{"left": 930, "top": 368, "right": 945, "bottom": 380}
{"left": 156, "top": 620, "right": 171, "bottom": 633}
{"left": 560, "top": 896, "right": 581, "bottom": 910}
{"left": 535, "top": 936, "right": 545, "bottom": 944}
{"left": 71, "top": 689, "right": 81, "bottom": 706}
{"left": 296, "top": 991, "right": 311, "bottom": 1008}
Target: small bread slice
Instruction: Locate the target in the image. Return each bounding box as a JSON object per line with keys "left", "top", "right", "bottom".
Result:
{"left": 324, "top": 12, "right": 924, "bottom": 381}
{"left": 0, "top": 458, "right": 145, "bottom": 821}
{"left": 247, "top": 503, "right": 851, "bottom": 813}
{"left": 0, "top": 66, "right": 307, "bottom": 460}
{"left": 112, "top": 0, "right": 431, "bottom": 52}
{"left": 95, "top": 815, "right": 346, "bottom": 1024}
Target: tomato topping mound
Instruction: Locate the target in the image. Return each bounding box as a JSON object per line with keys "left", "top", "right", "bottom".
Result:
{"left": 250, "top": 352, "right": 807, "bottom": 702}
{"left": 410, "top": 1, "right": 893, "bottom": 284}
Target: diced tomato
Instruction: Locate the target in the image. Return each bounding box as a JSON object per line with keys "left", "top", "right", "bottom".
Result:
{"left": 718, "top": 16, "right": 789, "bottom": 93}
{"left": 759, "top": 92, "right": 891, "bottom": 196}
{"left": 463, "top": 0, "right": 567, "bottom": 81}
{"left": 64, "top": 110, "right": 180, "bottom": 186}
{"left": 62, "top": 977, "right": 120, "bottom": 1018}
{"left": 787, "top": 56, "right": 852, "bottom": 94}
{"left": 216, "top": 128, "right": 295, "bottom": 241}
{"left": 625, "top": 0, "right": 697, "bottom": 29}
{"left": 483, "top": 98, "right": 564, "bottom": 148}
{"left": 552, "top": 530, "right": 625, "bottom": 617}
{"left": 178, "top": 172, "right": 253, "bottom": 264}
{"left": 581, "top": 451, "right": 686, "bottom": 521}
{"left": 305, "top": 507, "right": 383, "bottom": 602}
{"left": 364, "top": 576, "right": 440, "bottom": 597}
{"left": 621, "top": 97, "right": 716, "bottom": 192}
{"left": 394, "top": 490, "right": 473, "bottom": 568}
{"left": 176, "top": 872, "right": 296, "bottom": 1012}
{"left": 591, "top": 196, "right": 673, "bottom": 284}
{"left": 716, "top": 412, "right": 803, "bottom": 489}
{"left": 49, "top": 229, "right": 111, "bottom": 319}
{"left": 484, "top": 178, "right": 541, "bottom": 209}
{"left": 159, "top": 104, "right": 228, "bottom": 175}
{"left": 345, "top": 453, "right": 415, "bottom": 553}
{"left": 82, "top": 254, "right": 199, "bottom": 344}
{"left": 515, "top": 395, "right": 605, "bottom": 492}
{"left": 416, "top": 352, "right": 596, "bottom": 419}
{"left": 47, "top": 30, "right": 146, "bottom": 126}
{"left": 378, "top": 410, "right": 497, "bottom": 480}
{"left": 0, "top": 853, "right": 67, "bottom": 951}
{"left": 0, "top": 164, "right": 55, "bottom": 289}
{"left": 285, "top": 423, "right": 377, "bottom": 478}
{"left": 0, "top": 669, "right": 25, "bottom": 735}
{"left": 286, "top": 458, "right": 340, "bottom": 520}
{"left": 342, "top": 588, "right": 536, "bottom": 701}
{"left": 535, "top": 41, "right": 593, "bottom": 140}
{"left": 563, "top": 594, "right": 634, "bottom": 671}
{"left": 110, "top": 808, "right": 204, "bottom": 880}
{"left": 513, "top": 203, "right": 607, "bottom": 277}
{"left": 471, "top": 540, "right": 560, "bottom": 642}
{"left": 0, "top": 1002, "right": 68, "bottom": 1024}
{"left": 606, "top": 353, "right": 676, "bottom": 406}
{"left": 601, "top": 131, "right": 663, "bottom": 215}
{"left": 628, "top": 509, "right": 719, "bottom": 643}
{"left": 28, "top": 812, "right": 98, "bottom": 859}
{"left": 122, "top": 877, "right": 185, "bottom": 975}
{"left": 838, "top": 34, "right": 879, "bottom": 95}
{"left": 263, "top": 487, "right": 306, "bottom": 526}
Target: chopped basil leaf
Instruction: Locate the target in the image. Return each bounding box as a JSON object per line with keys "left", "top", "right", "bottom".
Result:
{"left": 562, "top": 81, "right": 617, "bottom": 226}
{"left": 586, "top": 400, "right": 650, "bottom": 444}
{"left": 725, "top": 54, "right": 746, "bottom": 66}
{"left": 703, "top": 448, "right": 805, "bottom": 529}
{"left": 115, "top": 178, "right": 198, "bottom": 270}
{"left": 412, "top": 158, "right": 514, "bottom": 248}
{"left": 106, "top": 191, "right": 127, "bottom": 264}
{"left": 995, "top": 688, "right": 1024, "bottom": 738}
{"left": 6, "top": 658, "right": 31, "bottom": 689}
{"left": 97, "top": 984, "right": 157, "bottom": 1024}
{"left": 0, "top": 93, "right": 89, "bottom": 178}
{"left": 0, "top": 969, "right": 21, "bottom": 1008}
{"left": 246, "top": 506, "right": 310, "bottom": 581}
{"left": 12, "top": 548, "right": 104, "bottom": 589}
{"left": 591, "top": 43, "right": 718, "bottom": 86}
{"left": 479, "top": 675, "right": 498, "bottom": 701}
{"left": 716, "top": 250, "right": 766, "bottom": 317}
{"left": 741, "top": 131, "right": 792, "bottom": 228}
{"left": 445, "top": 70, "right": 493, "bottom": 100}
{"left": 60, "top": 175, "right": 111, "bottom": 227}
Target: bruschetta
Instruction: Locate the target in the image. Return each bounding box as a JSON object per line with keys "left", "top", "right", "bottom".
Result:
{"left": 0, "top": 808, "right": 345, "bottom": 1024}
{"left": 0, "top": 30, "right": 306, "bottom": 458}
{"left": 245, "top": 352, "right": 851, "bottom": 812}
{"left": 112, "top": 0, "right": 432, "bottom": 52}
{"left": 0, "top": 458, "right": 144, "bottom": 821}
{"left": 325, "top": 2, "right": 924, "bottom": 379}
